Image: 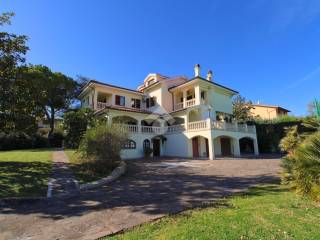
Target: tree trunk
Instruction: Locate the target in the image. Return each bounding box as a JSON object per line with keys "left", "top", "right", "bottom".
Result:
{"left": 48, "top": 107, "right": 55, "bottom": 138}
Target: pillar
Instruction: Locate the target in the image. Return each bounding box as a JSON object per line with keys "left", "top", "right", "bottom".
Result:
{"left": 183, "top": 90, "right": 187, "bottom": 108}
{"left": 208, "top": 137, "right": 215, "bottom": 160}
{"left": 194, "top": 85, "right": 201, "bottom": 105}
{"left": 253, "top": 138, "right": 259, "bottom": 155}
{"left": 233, "top": 138, "right": 241, "bottom": 157}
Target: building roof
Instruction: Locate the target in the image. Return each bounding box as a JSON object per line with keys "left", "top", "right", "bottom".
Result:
{"left": 168, "top": 77, "right": 239, "bottom": 94}
{"left": 80, "top": 80, "right": 143, "bottom": 96}
{"left": 252, "top": 104, "right": 290, "bottom": 112}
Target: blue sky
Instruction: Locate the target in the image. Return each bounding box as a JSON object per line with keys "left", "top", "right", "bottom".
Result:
{"left": 2, "top": 0, "right": 320, "bottom": 116}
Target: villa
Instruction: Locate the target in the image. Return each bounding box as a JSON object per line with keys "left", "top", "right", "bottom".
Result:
{"left": 78, "top": 64, "right": 259, "bottom": 160}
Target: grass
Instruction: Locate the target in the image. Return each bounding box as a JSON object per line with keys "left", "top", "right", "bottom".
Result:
{"left": 107, "top": 184, "right": 320, "bottom": 240}
{"left": 0, "top": 149, "right": 53, "bottom": 198}
{"left": 65, "top": 150, "right": 112, "bottom": 184}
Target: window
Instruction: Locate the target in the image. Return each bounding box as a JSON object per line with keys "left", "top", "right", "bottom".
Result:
{"left": 131, "top": 98, "right": 141, "bottom": 109}
{"left": 146, "top": 97, "right": 156, "bottom": 108}
{"left": 143, "top": 139, "right": 150, "bottom": 149}
{"left": 122, "top": 139, "right": 136, "bottom": 149}
{"left": 147, "top": 79, "right": 156, "bottom": 86}
{"left": 115, "top": 95, "right": 125, "bottom": 106}
{"left": 201, "top": 91, "right": 206, "bottom": 100}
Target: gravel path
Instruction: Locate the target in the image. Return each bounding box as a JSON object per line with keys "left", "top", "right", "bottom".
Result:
{"left": 47, "top": 150, "right": 79, "bottom": 197}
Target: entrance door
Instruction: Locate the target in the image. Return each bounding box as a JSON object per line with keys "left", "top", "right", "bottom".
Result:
{"left": 221, "top": 138, "right": 231, "bottom": 156}
{"left": 153, "top": 139, "right": 160, "bottom": 157}
{"left": 192, "top": 137, "right": 199, "bottom": 158}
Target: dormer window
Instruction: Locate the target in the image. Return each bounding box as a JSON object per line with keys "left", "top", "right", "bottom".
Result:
{"left": 146, "top": 78, "right": 156, "bottom": 87}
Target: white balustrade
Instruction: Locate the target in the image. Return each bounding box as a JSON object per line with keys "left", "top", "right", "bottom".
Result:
{"left": 113, "top": 121, "right": 256, "bottom": 134}
{"left": 97, "top": 102, "right": 109, "bottom": 109}
{"left": 167, "top": 124, "right": 186, "bottom": 133}
{"left": 174, "top": 102, "right": 184, "bottom": 110}
{"left": 188, "top": 120, "right": 207, "bottom": 130}
{"left": 185, "top": 99, "right": 196, "bottom": 107}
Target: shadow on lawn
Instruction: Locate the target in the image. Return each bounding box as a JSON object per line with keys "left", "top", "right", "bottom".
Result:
{"left": 1, "top": 158, "right": 281, "bottom": 221}
{"left": 0, "top": 161, "right": 51, "bottom": 198}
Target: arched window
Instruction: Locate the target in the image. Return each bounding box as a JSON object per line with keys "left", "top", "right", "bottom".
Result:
{"left": 143, "top": 139, "right": 150, "bottom": 149}
{"left": 122, "top": 139, "right": 136, "bottom": 149}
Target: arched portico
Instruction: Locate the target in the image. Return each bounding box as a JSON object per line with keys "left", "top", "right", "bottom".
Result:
{"left": 112, "top": 115, "right": 138, "bottom": 125}
{"left": 239, "top": 137, "right": 254, "bottom": 155}
{"left": 213, "top": 135, "right": 240, "bottom": 157}
{"left": 190, "top": 136, "right": 209, "bottom": 158}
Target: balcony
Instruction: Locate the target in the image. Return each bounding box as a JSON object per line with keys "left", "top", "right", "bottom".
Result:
{"left": 174, "top": 98, "right": 196, "bottom": 111}
{"left": 97, "top": 101, "right": 111, "bottom": 110}
{"left": 113, "top": 120, "right": 256, "bottom": 135}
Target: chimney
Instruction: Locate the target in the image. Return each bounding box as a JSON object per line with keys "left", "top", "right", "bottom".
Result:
{"left": 207, "top": 70, "right": 213, "bottom": 81}
{"left": 194, "top": 64, "right": 200, "bottom": 77}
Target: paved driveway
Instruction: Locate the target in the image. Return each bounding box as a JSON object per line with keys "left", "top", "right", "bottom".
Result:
{"left": 0, "top": 157, "right": 281, "bottom": 240}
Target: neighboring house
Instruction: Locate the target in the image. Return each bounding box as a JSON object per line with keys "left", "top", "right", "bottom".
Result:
{"left": 37, "top": 116, "right": 63, "bottom": 129}
{"left": 251, "top": 103, "right": 290, "bottom": 120}
{"left": 78, "top": 64, "right": 259, "bottom": 159}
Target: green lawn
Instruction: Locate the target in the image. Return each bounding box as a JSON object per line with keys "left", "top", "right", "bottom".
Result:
{"left": 65, "top": 150, "right": 110, "bottom": 184}
{"left": 0, "top": 149, "right": 53, "bottom": 198}
{"left": 108, "top": 185, "right": 320, "bottom": 240}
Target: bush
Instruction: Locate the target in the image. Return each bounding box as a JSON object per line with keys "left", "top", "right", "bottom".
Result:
{"left": 144, "top": 147, "right": 153, "bottom": 158}
{"left": 63, "top": 108, "right": 94, "bottom": 149}
{"left": 32, "top": 134, "right": 48, "bottom": 148}
{"left": 282, "top": 131, "right": 320, "bottom": 201}
{"left": 78, "top": 123, "right": 127, "bottom": 173}
{"left": 279, "top": 126, "right": 300, "bottom": 155}
{"left": 48, "top": 131, "right": 64, "bottom": 148}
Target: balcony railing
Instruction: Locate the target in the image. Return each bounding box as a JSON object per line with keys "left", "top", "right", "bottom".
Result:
{"left": 97, "top": 102, "right": 111, "bottom": 109}
{"left": 185, "top": 99, "right": 196, "bottom": 107}
{"left": 174, "top": 102, "right": 184, "bottom": 111}
{"left": 113, "top": 120, "right": 256, "bottom": 135}
{"left": 174, "top": 98, "right": 196, "bottom": 110}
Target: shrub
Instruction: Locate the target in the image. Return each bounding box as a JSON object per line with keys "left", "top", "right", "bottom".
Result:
{"left": 48, "top": 131, "right": 64, "bottom": 148}
{"left": 79, "top": 123, "right": 127, "bottom": 173}
{"left": 144, "top": 147, "right": 153, "bottom": 158}
{"left": 63, "top": 108, "right": 94, "bottom": 149}
{"left": 282, "top": 131, "right": 320, "bottom": 201}
{"left": 32, "top": 134, "right": 48, "bottom": 148}
{"left": 0, "top": 132, "right": 33, "bottom": 150}
{"left": 279, "top": 126, "right": 300, "bottom": 155}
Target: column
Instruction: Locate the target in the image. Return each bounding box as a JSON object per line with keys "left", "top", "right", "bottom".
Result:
{"left": 183, "top": 90, "right": 187, "bottom": 108}
{"left": 194, "top": 86, "right": 201, "bottom": 105}
{"left": 208, "top": 137, "right": 215, "bottom": 160}
{"left": 233, "top": 138, "right": 241, "bottom": 157}
{"left": 253, "top": 138, "right": 259, "bottom": 155}
{"left": 93, "top": 90, "right": 98, "bottom": 110}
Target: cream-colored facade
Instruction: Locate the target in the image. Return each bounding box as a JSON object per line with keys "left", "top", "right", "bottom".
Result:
{"left": 79, "top": 65, "right": 259, "bottom": 160}
{"left": 251, "top": 104, "right": 290, "bottom": 120}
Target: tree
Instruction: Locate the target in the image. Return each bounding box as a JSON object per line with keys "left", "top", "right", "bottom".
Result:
{"left": 0, "top": 12, "right": 35, "bottom": 133}
{"left": 232, "top": 95, "right": 253, "bottom": 122}
{"left": 24, "top": 65, "right": 79, "bottom": 137}
{"left": 63, "top": 108, "right": 95, "bottom": 148}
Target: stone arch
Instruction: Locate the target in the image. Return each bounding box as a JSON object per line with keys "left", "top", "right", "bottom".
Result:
{"left": 213, "top": 135, "right": 237, "bottom": 157}
{"left": 188, "top": 109, "right": 202, "bottom": 122}
{"left": 239, "top": 136, "right": 255, "bottom": 155}
{"left": 168, "top": 117, "right": 185, "bottom": 126}
{"left": 112, "top": 115, "right": 138, "bottom": 125}
{"left": 191, "top": 135, "right": 209, "bottom": 158}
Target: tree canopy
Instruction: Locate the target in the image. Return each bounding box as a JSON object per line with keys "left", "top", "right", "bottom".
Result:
{"left": 232, "top": 95, "right": 254, "bottom": 122}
